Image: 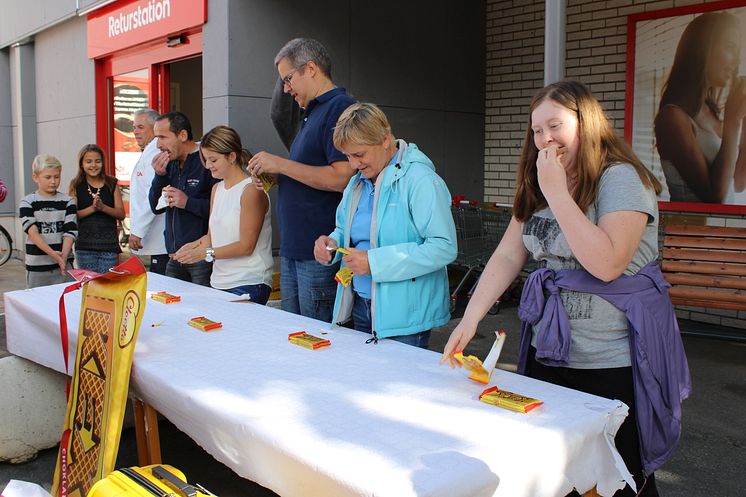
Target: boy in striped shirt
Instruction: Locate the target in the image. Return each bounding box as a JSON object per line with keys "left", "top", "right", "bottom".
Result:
{"left": 19, "top": 154, "right": 78, "bottom": 288}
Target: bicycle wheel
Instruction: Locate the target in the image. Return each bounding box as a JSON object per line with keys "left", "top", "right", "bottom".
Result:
{"left": 119, "top": 217, "right": 130, "bottom": 248}
{"left": 0, "top": 225, "right": 12, "bottom": 266}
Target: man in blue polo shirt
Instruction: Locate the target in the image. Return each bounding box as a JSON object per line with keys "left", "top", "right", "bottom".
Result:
{"left": 249, "top": 38, "right": 356, "bottom": 322}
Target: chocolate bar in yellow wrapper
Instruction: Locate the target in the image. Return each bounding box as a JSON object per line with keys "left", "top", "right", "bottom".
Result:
{"left": 257, "top": 172, "right": 276, "bottom": 193}
{"left": 335, "top": 266, "right": 353, "bottom": 287}
{"left": 479, "top": 386, "right": 543, "bottom": 413}
{"left": 52, "top": 257, "right": 147, "bottom": 497}
{"left": 150, "top": 291, "right": 181, "bottom": 304}
{"left": 288, "top": 331, "right": 331, "bottom": 350}
{"left": 188, "top": 316, "right": 223, "bottom": 331}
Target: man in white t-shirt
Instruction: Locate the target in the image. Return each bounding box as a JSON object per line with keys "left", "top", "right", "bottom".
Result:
{"left": 128, "top": 109, "right": 168, "bottom": 273}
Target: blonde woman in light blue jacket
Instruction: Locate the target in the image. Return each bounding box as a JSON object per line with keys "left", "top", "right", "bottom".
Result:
{"left": 314, "top": 103, "right": 457, "bottom": 348}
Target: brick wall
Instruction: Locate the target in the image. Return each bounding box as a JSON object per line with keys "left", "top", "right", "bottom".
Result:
{"left": 485, "top": 0, "right": 725, "bottom": 204}
{"left": 485, "top": 0, "right": 746, "bottom": 332}
{"left": 485, "top": 0, "right": 545, "bottom": 204}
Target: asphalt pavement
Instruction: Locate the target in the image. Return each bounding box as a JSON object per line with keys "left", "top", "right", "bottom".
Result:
{"left": 1, "top": 256, "right": 744, "bottom": 496}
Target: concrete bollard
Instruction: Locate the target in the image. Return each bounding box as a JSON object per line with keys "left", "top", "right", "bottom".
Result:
{"left": 0, "top": 356, "right": 67, "bottom": 463}
{"left": 0, "top": 355, "right": 138, "bottom": 464}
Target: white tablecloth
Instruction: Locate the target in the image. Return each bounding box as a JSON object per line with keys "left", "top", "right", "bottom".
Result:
{"left": 4, "top": 273, "right": 632, "bottom": 497}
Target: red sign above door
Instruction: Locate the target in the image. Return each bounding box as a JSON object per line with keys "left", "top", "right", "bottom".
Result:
{"left": 87, "top": 0, "right": 206, "bottom": 59}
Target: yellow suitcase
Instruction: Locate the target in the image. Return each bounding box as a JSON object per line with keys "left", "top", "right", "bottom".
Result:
{"left": 86, "top": 464, "right": 215, "bottom": 497}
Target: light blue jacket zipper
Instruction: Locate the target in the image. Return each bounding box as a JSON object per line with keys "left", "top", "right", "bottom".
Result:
{"left": 328, "top": 140, "right": 457, "bottom": 339}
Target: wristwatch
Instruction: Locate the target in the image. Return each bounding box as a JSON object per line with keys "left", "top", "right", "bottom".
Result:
{"left": 205, "top": 248, "right": 215, "bottom": 263}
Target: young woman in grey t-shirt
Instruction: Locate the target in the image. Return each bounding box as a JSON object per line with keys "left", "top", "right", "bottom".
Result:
{"left": 441, "top": 80, "right": 665, "bottom": 496}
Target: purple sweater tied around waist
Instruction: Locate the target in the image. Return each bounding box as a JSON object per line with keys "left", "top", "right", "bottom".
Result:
{"left": 517, "top": 261, "right": 692, "bottom": 474}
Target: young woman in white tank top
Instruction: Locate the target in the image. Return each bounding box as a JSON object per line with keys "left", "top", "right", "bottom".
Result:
{"left": 173, "top": 126, "right": 274, "bottom": 304}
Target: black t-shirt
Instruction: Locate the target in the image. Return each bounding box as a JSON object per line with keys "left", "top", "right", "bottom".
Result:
{"left": 75, "top": 177, "right": 121, "bottom": 253}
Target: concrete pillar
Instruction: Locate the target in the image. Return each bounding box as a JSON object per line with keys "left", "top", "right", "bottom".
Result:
{"left": 202, "top": 0, "right": 230, "bottom": 129}
{"left": 544, "top": 0, "right": 566, "bottom": 85}
{"left": 8, "top": 42, "right": 37, "bottom": 254}
{"left": 0, "top": 49, "right": 14, "bottom": 214}
{"left": 9, "top": 42, "right": 37, "bottom": 199}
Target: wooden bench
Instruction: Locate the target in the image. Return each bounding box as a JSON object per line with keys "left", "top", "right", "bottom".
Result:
{"left": 661, "top": 224, "right": 746, "bottom": 311}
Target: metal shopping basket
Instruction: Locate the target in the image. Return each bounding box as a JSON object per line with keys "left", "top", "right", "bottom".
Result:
{"left": 448, "top": 202, "right": 511, "bottom": 313}
{"left": 470, "top": 204, "right": 541, "bottom": 313}
{"left": 449, "top": 202, "right": 487, "bottom": 312}
{"left": 480, "top": 205, "right": 512, "bottom": 249}
{"left": 467, "top": 205, "right": 513, "bottom": 313}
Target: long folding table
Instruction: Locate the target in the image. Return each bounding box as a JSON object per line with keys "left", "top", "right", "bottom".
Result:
{"left": 4, "top": 273, "right": 632, "bottom": 497}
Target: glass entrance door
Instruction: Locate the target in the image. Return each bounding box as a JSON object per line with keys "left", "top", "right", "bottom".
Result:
{"left": 93, "top": 28, "right": 202, "bottom": 251}
{"left": 112, "top": 68, "right": 150, "bottom": 186}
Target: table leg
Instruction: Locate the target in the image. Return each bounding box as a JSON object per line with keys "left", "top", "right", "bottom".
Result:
{"left": 583, "top": 487, "right": 600, "bottom": 497}
{"left": 133, "top": 398, "right": 162, "bottom": 465}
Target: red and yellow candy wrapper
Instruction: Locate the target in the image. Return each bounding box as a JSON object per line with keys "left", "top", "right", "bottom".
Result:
{"left": 479, "top": 386, "right": 543, "bottom": 413}
{"left": 188, "top": 316, "right": 222, "bottom": 331}
{"left": 52, "top": 257, "right": 147, "bottom": 497}
{"left": 288, "top": 331, "right": 331, "bottom": 350}
{"left": 150, "top": 291, "right": 181, "bottom": 304}
{"left": 452, "top": 331, "right": 506, "bottom": 384}
{"left": 257, "top": 172, "right": 276, "bottom": 193}
{"left": 335, "top": 266, "right": 354, "bottom": 287}
{"left": 326, "top": 246, "right": 351, "bottom": 256}
{"left": 453, "top": 351, "right": 491, "bottom": 384}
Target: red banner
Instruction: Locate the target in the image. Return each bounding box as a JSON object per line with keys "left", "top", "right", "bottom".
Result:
{"left": 87, "top": 0, "right": 206, "bottom": 58}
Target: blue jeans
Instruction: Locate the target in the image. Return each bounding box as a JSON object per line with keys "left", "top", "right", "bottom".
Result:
{"left": 351, "top": 291, "right": 431, "bottom": 349}
{"left": 75, "top": 250, "right": 119, "bottom": 275}
{"left": 222, "top": 283, "right": 271, "bottom": 305}
{"left": 165, "top": 259, "right": 212, "bottom": 287}
{"left": 280, "top": 257, "right": 338, "bottom": 322}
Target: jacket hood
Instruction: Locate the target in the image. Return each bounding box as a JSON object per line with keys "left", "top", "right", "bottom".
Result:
{"left": 352, "top": 140, "right": 435, "bottom": 189}
{"left": 382, "top": 140, "right": 434, "bottom": 186}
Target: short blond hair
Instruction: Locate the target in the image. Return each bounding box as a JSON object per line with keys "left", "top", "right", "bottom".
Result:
{"left": 32, "top": 154, "right": 62, "bottom": 174}
{"left": 333, "top": 103, "right": 394, "bottom": 150}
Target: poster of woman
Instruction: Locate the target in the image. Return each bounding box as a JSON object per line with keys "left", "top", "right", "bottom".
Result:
{"left": 626, "top": 1, "right": 746, "bottom": 212}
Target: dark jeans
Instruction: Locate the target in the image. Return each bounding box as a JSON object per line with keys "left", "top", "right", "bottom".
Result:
{"left": 165, "top": 259, "right": 212, "bottom": 287}
{"left": 222, "top": 283, "right": 272, "bottom": 305}
{"left": 280, "top": 257, "right": 338, "bottom": 321}
{"left": 149, "top": 254, "right": 169, "bottom": 275}
{"left": 525, "top": 347, "right": 659, "bottom": 497}
{"left": 350, "top": 291, "right": 431, "bottom": 349}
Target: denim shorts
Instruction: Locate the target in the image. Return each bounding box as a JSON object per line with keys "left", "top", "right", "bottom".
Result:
{"left": 75, "top": 250, "right": 119, "bottom": 275}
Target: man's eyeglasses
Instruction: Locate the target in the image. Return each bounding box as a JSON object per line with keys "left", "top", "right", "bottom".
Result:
{"left": 282, "top": 63, "right": 307, "bottom": 87}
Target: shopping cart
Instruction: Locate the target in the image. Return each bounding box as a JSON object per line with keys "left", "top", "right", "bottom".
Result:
{"left": 467, "top": 205, "right": 513, "bottom": 313}
{"left": 473, "top": 204, "right": 543, "bottom": 313}
{"left": 449, "top": 202, "right": 511, "bottom": 313}
{"left": 480, "top": 205, "right": 511, "bottom": 248}
{"left": 449, "top": 202, "right": 486, "bottom": 312}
